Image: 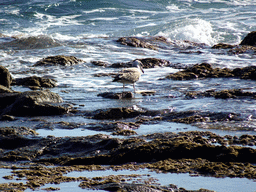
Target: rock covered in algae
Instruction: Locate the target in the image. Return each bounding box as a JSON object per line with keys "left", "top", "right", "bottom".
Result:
{"left": 165, "top": 63, "right": 256, "bottom": 80}
{"left": 0, "top": 65, "right": 12, "bottom": 88}
{"left": 0, "top": 90, "right": 69, "bottom": 116}
{"left": 34, "top": 55, "right": 83, "bottom": 66}
{"left": 13, "top": 76, "right": 57, "bottom": 88}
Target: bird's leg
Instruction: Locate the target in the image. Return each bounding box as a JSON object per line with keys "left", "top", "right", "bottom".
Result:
{"left": 133, "top": 83, "right": 136, "bottom": 95}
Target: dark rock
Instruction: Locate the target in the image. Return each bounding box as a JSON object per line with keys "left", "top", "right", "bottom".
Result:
{"left": 162, "top": 110, "right": 241, "bottom": 123}
{"left": 0, "top": 85, "right": 13, "bottom": 93}
{"left": 165, "top": 63, "right": 256, "bottom": 80}
{"left": 137, "top": 58, "right": 171, "bottom": 68}
{"left": 97, "top": 92, "right": 133, "bottom": 99}
{"left": 85, "top": 121, "right": 140, "bottom": 132}
{"left": 0, "top": 90, "right": 69, "bottom": 116}
{"left": 110, "top": 58, "right": 171, "bottom": 69}
{"left": 88, "top": 182, "right": 166, "bottom": 192}
{"left": 0, "top": 65, "right": 12, "bottom": 88}
{"left": 228, "top": 45, "right": 256, "bottom": 54}
{"left": 117, "top": 37, "right": 158, "bottom": 50}
{"left": 232, "top": 66, "right": 256, "bottom": 80}
{"left": 240, "top": 31, "right": 256, "bottom": 46}
{"left": 186, "top": 89, "right": 256, "bottom": 99}
{"left": 34, "top": 55, "right": 83, "bottom": 66}
{"left": 13, "top": 76, "right": 57, "bottom": 88}
{"left": 93, "top": 107, "right": 146, "bottom": 120}
{"left": 0, "top": 115, "right": 15, "bottom": 121}
{"left": 0, "top": 35, "right": 61, "bottom": 50}
{"left": 212, "top": 43, "right": 236, "bottom": 49}
{"left": 93, "top": 72, "right": 116, "bottom": 77}
{"left": 211, "top": 32, "right": 256, "bottom": 54}
{"left": 91, "top": 60, "right": 109, "bottom": 67}
{"left": 0, "top": 127, "right": 38, "bottom": 136}
{"left": 112, "top": 130, "right": 137, "bottom": 136}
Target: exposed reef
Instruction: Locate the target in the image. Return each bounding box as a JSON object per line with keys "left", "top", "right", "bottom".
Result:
{"left": 34, "top": 55, "right": 83, "bottom": 66}
{"left": 165, "top": 63, "right": 256, "bottom": 81}
{"left": 212, "top": 31, "right": 256, "bottom": 54}
{"left": 12, "top": 76, "right": 57, "bottom": 89}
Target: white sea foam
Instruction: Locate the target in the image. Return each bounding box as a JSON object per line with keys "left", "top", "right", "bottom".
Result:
{"left": 166, "top": 4, "right": 181, "bottom": 12}
{"left": 158, "top": 18, "right": 218, "bottom": 46}
{"left": 34, "top": 12, "right": 83, "bottom": 27}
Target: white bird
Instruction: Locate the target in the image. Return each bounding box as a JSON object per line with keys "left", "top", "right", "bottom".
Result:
{"left": 113, "top": 60, "right": 144, "bottom": 94}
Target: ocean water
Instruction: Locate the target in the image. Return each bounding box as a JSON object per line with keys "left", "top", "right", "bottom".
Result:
{"left": 1, "top": 0, "right": 256, "bottom": 191}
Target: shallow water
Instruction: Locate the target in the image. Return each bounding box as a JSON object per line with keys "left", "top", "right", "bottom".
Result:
{"left": 1, "top": 0, "right": 256, "bottom": 191}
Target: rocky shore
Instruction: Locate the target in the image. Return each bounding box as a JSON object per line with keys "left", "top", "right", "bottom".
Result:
{"left": 1, "top": 32, "right": 256, "bottom": 191}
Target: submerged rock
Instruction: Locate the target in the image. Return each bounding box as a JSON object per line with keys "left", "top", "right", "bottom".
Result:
{"left": 93, "top": 107, "right": 146, "bottom": 120}
{"left": 137, "top": 58, "right": 171, "bottom": 68}
{"left": 13, "top": 76, "right": 57, "bottom": 88}
{"left": 212, "top": 31, "right": 256, "bottom": 54}
{"left": 165, "top": 63, "right": 256, "bottom": 81}
{"left": 85, "top": 121, "right": 140, "bottom": 132}
{"left": 97, "top": 92, "right": 133, "bottom": 99}
{"left": 0, "top": 65, "right": 12, "bottom": 88}
{"left": 240, "top": 31, "right": 256, "bottom": 46}
{"left": 186, "top": 89, "right": 256, "bottom": 99}
{"left": 110, "top": 58, "right": 171, "bottom": 69}
{"left": 91, "top": 60, "right": 109, "bottom": 67}
{"left": 34, "top": 55, "right": 83, "bottom": 66}
{"left": 232, "top": 66, "right": 256, "bottom": 80}
{"left": 162, "top": 110, "right": 240, "bottom": 124}
{"left": 0, "top": 35, "right": 62, "bottom": 50}
{"left": 0, "top": 90, "right": 69, "bottom": 116}
{"left": 0, "top": 85, "right": 13, "bottom": 93}
{"left": 212, "top": 43, "right": 236, "bottom": 49}
{"left": 117, "top": 37, "right": 158, "bottom": 50}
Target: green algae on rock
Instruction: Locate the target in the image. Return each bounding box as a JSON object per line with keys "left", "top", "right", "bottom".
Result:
{"left": 117, "top": 37, "right": 158, "bottom": 50}
{"left": 0, "top": 65, "right": 13, "bottom": 88}
{"left": 0, "top": 90, "right": 69, "bottom": 117}
{"left": 165, "top": 63, "right": 256, "bottom": 81}
{"left": 34, "top": 55, "right": 83, "bottom": 66}
{"left": 186, "top": 89, "right": 256, "bottom": 99}
{"left": 13, "top": 76, "right": 57, "bottom": 88}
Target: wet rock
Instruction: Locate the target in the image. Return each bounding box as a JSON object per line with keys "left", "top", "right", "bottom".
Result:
{"left": 162, "top": 110, "right": 241, "bottom": 123}
{"left": 211, "top": 43, "right": 236, "bottom": 49}
{"left": 0, "top": 130, "right": 256, "bottom": 180}
{"left": 0, "top": 85, "right": 13, "bottom": 93}
{"left": 186, "top": 89, "right": 256, "bottom": 99}
{"left": 13, "top": 76, "right": 57, "bottom": 88}
{"left": 112, "top": 130, "right": 138, "bottom": 136}
{"left": 86, "top": 121, "right": 140, "bottom": 132}
{"left": 0, "top": 35, "right": 62, "bottom": 50}
{"left": 165, "top": 63, "right": 256, "bottom": 81}
{"left": 117, "top": 37, "right": 158, "bottom": 50}
{"left": 240, "top": 31, "right": 256, "bottom": 46}
{"left": 0, "top": 65, "right": 12, "bottom": 88}
{"left": 93, "top": 72, "right": 116, "bottom": 77}
{"left": 97, "top": 92, "right": 133, "bottom": 99}
{"left": 0, "top": 115, "right": 15, "bottom": 121}
{"left": 0, "top": 127, "right": 38, "bottom": 136}
{"left": 232, "top": 66, "right": 256, "bottom": 80}
{"left": 110, "top": 58, "right": 171, "bottom": 69}
{"left": 93, "top": 107, "right": 146, "bottom": 120}
{"left": 84, "top": 182, "right": 166, "bottom": 192}
{"left": 211, "top": 32, "right": 256, "bottom": 54}
{"left": 34, "top": 55, "right": 83, "bottom": 66}
{"left": 137, "top": 58, "right": 171, "bottom": 68}
{"left": 0, "top": 90, "right": 69, "bottom": 116}
{"left": 228, "top": 45, "right": 256, "bottom": 54}
{"left": 91, "top": 60, "right": 109, "bottom": 67}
